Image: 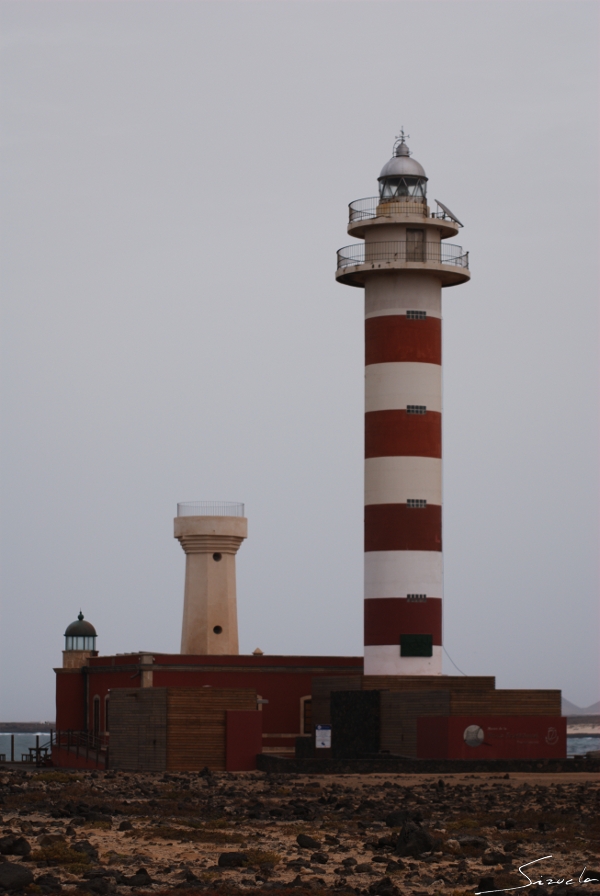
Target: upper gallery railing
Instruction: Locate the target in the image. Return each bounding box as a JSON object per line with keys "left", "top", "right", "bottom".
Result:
{"left": 177, "top": 501, "right": 245, "bottom": 517}
{"left": 336, "top": 241, "right": 469, "bottom": 270}
{"left": 348, "top": 197, "right": 457, "bottom": 224}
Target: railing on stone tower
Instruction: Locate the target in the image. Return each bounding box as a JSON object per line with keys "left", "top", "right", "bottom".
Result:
{"left": 177, "top": 501, "right": 245, "bottom": 518}
{"left": 348, "top": 197, "right": 454, "bottom": 224}
{"left": 336, "top": 241, "right": 469, "bottom": 271}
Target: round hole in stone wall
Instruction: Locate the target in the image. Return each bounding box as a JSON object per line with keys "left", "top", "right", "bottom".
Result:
{"left": 213, "top": 553, "right": 222, "bottom": 561}
{"left": 213, "top": 625, "right": 223, "bottom": 634}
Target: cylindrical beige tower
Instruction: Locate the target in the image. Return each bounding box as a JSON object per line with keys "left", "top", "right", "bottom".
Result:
{"left": 175, "top": 501, "right": 247, "bottom": 655}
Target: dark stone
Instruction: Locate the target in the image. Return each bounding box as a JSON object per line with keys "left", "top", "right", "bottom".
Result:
{"left": 458, "top": 835, "right": 488, "bottom": 850}
{"left": 324, "top": 835, "right": 340, "bottom": 846}
{"left": 71, "top": 840, "right": 99, "bottom": 861}
{"left": 394, "top": 821, "right": 433, "bottom": 858}
{"left": 118, "top": 821, "right": 133, "bottom": 832}
{"left": 0, "top": 837, "right": 30, "bottom": 858}
{"left": 35, "top": 873, "right": 62, "bottom": 893}
{"left": 478, "top": 877, "right": 496, "bottom": 893}
{"left": 310, "top": 853, "right": 328, "bottom": 864}
{"left": 355, "top": 863, "right": 373, "bottom": 873}
{"left": 38, "top": 835, "right": 66, "bottom": 848}
{"left": 286, "top": 860, "right": 310, "bottom": 871}
{"left": 504, "top": 819, "right": 516, "bottom": 830}
{"left": 0, "top": 837, "right": 15, "bottom": 856}
{"left": 84, "top": 878, "right": 115, "bottom": 895}
{"left": 483, "top": 849, "right": 506, "bottom": 866}
{"left": 85, "top": 813, "right": 112, "bottom": 824}
{"left": 385, "top": 810, "right": 409, "bottom": 828}
{"left": 385, "top": 860, "right": 404, "bottom": 871}
{"left": 342, "top": 858, "right": 357, "bottom": 867}
{"left": 368, "top": 875, "right": 400, "bottom": 896}
{"left": 124, "top": 868, "right": 153, "bottom": 888}
{"left": 296, "top": 834, "right": 321, "bottom": 850}
{"left": 199, "top": 767, "right": 212, "bottom": 778}
{"left": 218, "top": 852, "right": 248, "bottom": 868}
{"left": 0, "top": 862, "right": 35, "bottom": 890}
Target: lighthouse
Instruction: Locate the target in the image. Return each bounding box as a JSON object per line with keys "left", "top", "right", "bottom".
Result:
{"left": 336, "top": 131, "right": 470, "bottom": 676}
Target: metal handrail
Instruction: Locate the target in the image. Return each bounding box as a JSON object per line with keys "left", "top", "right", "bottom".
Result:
{"left": 177, "top": 501, "right": 245, "bottom": 518}
{"left": 51, "top": 730, "right": 109, "bottom": 768}
{"left": 336, "top": 241, "right": 469, "bottom": 271}
{"left": 348, "top": 197, "right": 453, "bottom": 224}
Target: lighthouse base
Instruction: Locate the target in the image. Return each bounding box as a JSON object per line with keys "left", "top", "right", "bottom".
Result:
{"left": 311, "top": 673, "right": 564, "bottom": 761}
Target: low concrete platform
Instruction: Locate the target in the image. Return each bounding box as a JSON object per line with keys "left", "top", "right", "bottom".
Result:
{"left": 257, "top": 753, "right": 600, "bottom": 774}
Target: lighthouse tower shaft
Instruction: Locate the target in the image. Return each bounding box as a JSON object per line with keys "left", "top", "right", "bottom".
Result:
{"left": 336, "top": 136, "right": 469, "bottom": 676}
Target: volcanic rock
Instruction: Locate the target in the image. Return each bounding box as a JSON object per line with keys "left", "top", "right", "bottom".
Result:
{"left": 296, "top": 834, "right": 320, "bottom": 850}
{"left": 71, "top": 840, "right": 99, "bottom": 861}
{"left": 218, "top": 851, "right": 248, "bottom": 868}
{"left": 483, "top": 848, "right": 506, "bottom": 866}
{"left": 385, "top": 810, "right": 409, "bottom": 828}
{"left": 394, "top": 821, "right": 433, "bottom": 858}
{"left": 0, "top": 862, "right": 34, "bottom": 890}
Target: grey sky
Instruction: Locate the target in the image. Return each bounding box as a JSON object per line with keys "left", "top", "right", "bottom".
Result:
{"left": 1, "top": 1, "right": 598, "bottom": 720}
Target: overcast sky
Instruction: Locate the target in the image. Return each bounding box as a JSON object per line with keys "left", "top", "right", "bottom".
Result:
{"left": 1, "top": 1, "right": 598, "bottom": 721}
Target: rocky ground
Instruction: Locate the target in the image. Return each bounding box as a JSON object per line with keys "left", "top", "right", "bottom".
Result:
{"left": 0, "top": 767, "right": 599, "bottom": 896}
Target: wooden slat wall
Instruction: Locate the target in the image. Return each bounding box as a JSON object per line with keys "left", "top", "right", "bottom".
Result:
{"left": 166, "top": 688, "right": 256, "bottom": 771}
{"left": 109, "top": 688, "right": 168, "bottom": 771}
{"left": 380, "top": 690, "right": 450, "bottom": 758}
{"left": 451, "top": 689, "right": 562, "bottom": 715}
{"left": 363, "top": 676, "right": 496, "bottom": 692}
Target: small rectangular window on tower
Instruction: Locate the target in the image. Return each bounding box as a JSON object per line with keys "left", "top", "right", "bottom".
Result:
{"left": 400, "top": 633, "right": 433, "bottom": 657}
{"left": 406, "top": 405, "right": 427, "bottom": 415}
{"left": 407, "top": 594, "right": 427, "bottom": 602}
{"left": 407, "top": 499, "right": 427, "bottom": 509}
{"left": 406, "top": 310, "right": 427, "bottom": 320}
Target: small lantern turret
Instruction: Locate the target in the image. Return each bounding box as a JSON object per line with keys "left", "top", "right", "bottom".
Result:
{"left": 62, "top": 611, "right": 98, "bottom": 668}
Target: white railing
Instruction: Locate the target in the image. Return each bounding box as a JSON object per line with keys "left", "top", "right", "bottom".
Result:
{"left": 177, "top": 501, "right": 245, "bottom": 517}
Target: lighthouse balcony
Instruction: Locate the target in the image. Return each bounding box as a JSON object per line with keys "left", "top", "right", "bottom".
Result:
{"left": 336, "top": 240, "right": 470, "bottom": 288}
{"left": 348, "top": 197, "right": 461, "bottom": 239}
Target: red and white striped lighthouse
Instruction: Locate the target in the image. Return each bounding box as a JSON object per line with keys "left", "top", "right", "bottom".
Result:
{"left": 336, "top": 131, "right": 470, "bottom": 676}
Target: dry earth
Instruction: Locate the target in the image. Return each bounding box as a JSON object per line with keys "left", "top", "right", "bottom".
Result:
{"left": 0, "top": 767, "right": 599, "bottom": 896}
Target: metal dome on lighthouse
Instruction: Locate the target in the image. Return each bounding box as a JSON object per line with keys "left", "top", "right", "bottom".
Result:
{"left": 378, "top": 129, "right": 428, "bottom": 199}
{"left": 62, "top": 611, "right": 98, "bottom": 669}
{"left": 64, "top": 612, "right": 97, "bottom": 651}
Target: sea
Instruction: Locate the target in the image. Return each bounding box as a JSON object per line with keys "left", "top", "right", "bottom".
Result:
{"left": 1, "top": 731, "right": 599, "bottom": 764}
{"left": 0, "top": 732, "right": 53, "bottom": 762}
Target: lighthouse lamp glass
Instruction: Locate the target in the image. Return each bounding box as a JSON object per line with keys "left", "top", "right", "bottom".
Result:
{"left": 379, "top": 176, "right": 427, "bottom": 200}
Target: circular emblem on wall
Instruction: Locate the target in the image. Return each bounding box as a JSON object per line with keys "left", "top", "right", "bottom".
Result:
{"left": 463, "top": 724, "right": 484, "bottom": 747}
{"left": 545, "top": 727, "right": 558, "bottom": 745}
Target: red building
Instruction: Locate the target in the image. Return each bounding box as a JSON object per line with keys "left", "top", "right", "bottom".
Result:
{"left": 55, "top": 649, "right": 364, "bottom": 760}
